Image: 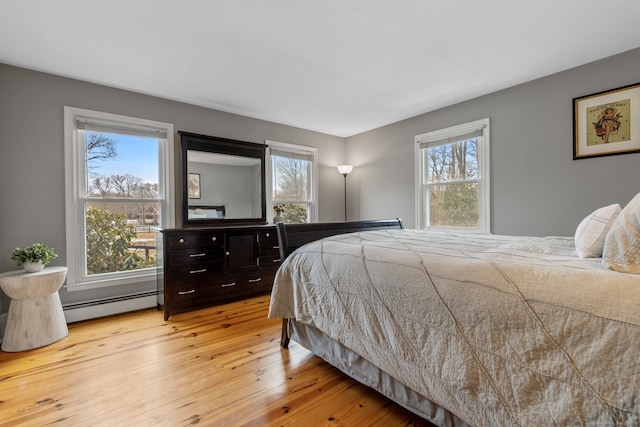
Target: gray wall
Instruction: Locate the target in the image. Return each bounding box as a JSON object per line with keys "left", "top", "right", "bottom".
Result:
{"left": 0, "top": 64, "right": 346, "bottom": 310}
{"left": 346, "top": 47, "right": 640, "bottom": 236}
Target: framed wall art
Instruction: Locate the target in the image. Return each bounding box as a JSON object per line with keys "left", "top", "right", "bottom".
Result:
{"left": 188, "top": 173, "right": 201, "bottom": 199}
{"left": 573, "top": 82, "right": 640, "bottom": 159}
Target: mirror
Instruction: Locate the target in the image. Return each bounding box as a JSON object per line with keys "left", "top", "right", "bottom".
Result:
{"left": 180, "top": 131, "right": 266, "bottom": 226}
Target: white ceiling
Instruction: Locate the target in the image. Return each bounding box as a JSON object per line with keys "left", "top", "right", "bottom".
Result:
{"left": 2, "top": 1, "right": 640, "bottom": 137}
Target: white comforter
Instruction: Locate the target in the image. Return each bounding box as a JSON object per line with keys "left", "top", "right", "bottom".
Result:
{"left": 268, "top": 229, "right": 640, "bottom": 427}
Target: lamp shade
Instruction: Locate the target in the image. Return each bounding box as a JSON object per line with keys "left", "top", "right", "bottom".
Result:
{"left": 337, "top": 165, "right": 353, "bottom": 175}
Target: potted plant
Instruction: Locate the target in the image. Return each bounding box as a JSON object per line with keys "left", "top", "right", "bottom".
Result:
{"left": 11, "top": 243, "right": 58, "bottom": 273}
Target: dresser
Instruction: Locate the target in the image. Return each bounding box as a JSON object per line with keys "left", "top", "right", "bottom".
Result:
{"left": 158, "top": 225, "right": 282, "bottom": 320}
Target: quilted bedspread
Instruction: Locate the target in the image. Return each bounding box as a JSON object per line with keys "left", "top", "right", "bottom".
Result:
{"left": 268, "top": 229, "right": 640, "bottom": 426}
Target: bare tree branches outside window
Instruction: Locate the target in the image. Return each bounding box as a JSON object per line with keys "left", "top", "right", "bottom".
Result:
{"left": 426, "top": 138, "right": 479, "bottom": 227}
{"left": 86, "top": 133, "right": 117, "bottom": 167}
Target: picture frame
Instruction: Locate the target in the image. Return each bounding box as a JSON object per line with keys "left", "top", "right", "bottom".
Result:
{"left": 573, "top": 82, "right": 640, "bottom": 159}
{"left": 188, "top": 173, "right": 200, "bottom": 199}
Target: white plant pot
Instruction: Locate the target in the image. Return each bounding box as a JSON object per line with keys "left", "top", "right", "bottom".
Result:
{"left": 23, "top": 261, "right": 44, "bottom": 273}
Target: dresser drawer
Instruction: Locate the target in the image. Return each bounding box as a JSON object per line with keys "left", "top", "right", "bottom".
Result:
{"left": 259, "top": 244, "right": 280, "bottom": 257}
{"left": 259, "top": 229, "right": 280, "bottom": 261}
{"left": 166, "top": 274, "right": 275, "bottom": 316}
{"left": 170, "top": 274, "right": 268, "bottom": 310}
{"left": 168, "top": 232, "right": 223, "bottom": 248}
{"left": 258, "top": 230, "right": 279, "bottom": 251}
{"left": 258, "top": 255, "right": 282, "bottom": 267}
{"left": 212, "top": 272, "right": 274, "bottom": 299}
{"left": 169, "top": 282, "right": 217, "bottom": 313}
{"left": 169, "top": 246, "right": 224, "bottom": 266}
{"left": 258, "top": 229, "right": 278, "bottom": 244}
{"left": 243, "top": 274, "right": 274, "bottom": 295}
{"left": 169, "top": 263, "right": 224, "bottom": 282}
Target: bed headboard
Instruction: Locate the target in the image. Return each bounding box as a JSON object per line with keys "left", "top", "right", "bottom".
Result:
{"left": 276, "top": 218, "right": 403, "bottom": 260}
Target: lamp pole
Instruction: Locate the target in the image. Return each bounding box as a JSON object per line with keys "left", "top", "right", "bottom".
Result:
{"left": 337, "top": 165, "right": 353, "bottom": 221}
{"left": 342, "top": 174, "right": 347, "bottom": 220}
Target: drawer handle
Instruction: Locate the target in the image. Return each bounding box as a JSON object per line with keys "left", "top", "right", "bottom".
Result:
{"left": 189, "top": 268, "right": 207, "bottom": 274}
{"left": 189, "top": 253, "right": 206, "bottom": 257}
{"left": 179, "top": 238, "right": 185, "bottom": 244}
{"left": 248, "top": 277, "right": 262, "bottom": 283}
{"left": 211, "top": 236, "right": 217, "bottom": 241}
{"left": 178, "top": 289, "right": 195, "bottom": 295}
{"left": 221, "top": 282, "right": 236, "bottom": 288}
{"left": 273, "top": 258, "right": 282, "bottom": 263}
{"left": 272, "top": 246, "right": 280, "bottom": 249}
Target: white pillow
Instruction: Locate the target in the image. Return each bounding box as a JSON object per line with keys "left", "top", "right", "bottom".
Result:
{"left": 574, "top": 203, "right": 621, "bottom": 258}
{"left": 602, "top": 193, "right": 640, "bottom": 274}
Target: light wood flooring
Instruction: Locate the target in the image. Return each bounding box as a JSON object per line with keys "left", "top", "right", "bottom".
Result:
{"left": 0, "top": 295, "right": 435, "bottom": 426}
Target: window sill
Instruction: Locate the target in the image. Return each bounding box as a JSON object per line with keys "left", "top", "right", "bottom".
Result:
{"left": 65, "top": 269, "right": 157, "bottom": 292}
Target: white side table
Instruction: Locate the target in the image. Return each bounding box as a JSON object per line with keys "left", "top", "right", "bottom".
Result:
{"left": 0, "top": 266, "right": 68, "bottom": 352}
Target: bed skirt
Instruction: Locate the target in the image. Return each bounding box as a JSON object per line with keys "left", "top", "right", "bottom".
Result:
{"left": 288, "top": 319, "right": 470, "bottom": 427}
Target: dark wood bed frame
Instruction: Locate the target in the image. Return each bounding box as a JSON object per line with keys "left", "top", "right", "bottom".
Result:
{"left": 275, "top": 218, "right": 404, "bottom": 348}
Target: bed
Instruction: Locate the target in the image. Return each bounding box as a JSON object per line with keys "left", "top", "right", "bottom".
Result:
{"left": 268, "top": 198, "right": 640, "bottom": 426}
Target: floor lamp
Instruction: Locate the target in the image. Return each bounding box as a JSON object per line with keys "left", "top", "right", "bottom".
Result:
{"left": 337, "top": 165, "right": 353, "bottom": 220}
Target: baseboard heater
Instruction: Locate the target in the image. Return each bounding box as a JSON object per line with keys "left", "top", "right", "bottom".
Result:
{"left": 63, "top": 291, "right": 158, "bottom": 323}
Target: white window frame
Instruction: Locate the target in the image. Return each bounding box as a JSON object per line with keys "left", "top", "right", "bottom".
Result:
{"left": 64, "top": 107, "right": 175, "bottom": 290}
{"left": 415, "top": 117, "right": 490, "bottom": 233}
{"left": 266, "top": 140, "right": 318, "bottom": 223}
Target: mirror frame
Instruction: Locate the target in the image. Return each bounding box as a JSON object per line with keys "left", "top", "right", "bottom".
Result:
{"left": 179, "top": 131, "right": 267, "bottom": 227}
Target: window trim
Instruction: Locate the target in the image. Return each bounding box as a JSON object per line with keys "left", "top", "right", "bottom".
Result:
{"left": 414, "top": 118, "right": 490, "bottom": 233}
{"left": 64, "top": 107, "right": 175, "bottom": 291}
{"left": 265, "top": 140, "right": 318, "bottom": 223}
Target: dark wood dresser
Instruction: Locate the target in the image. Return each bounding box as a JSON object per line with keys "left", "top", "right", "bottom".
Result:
{"left": 158, "top": 225, "right": 281, "bottom": 320}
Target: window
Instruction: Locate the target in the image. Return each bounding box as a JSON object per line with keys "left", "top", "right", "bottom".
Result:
{"left": 64, "top": 107, "right": 174, "bottom": 289}
{"left": 415, "top": 118, "right": 490, "bottom": 232}
{"left": 266, "top": 140, "right": 318, "bottom": 223}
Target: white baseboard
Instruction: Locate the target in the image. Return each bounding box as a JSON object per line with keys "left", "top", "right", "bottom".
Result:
{"left": 63, "top": 295, "right": 158, "bottom": 323}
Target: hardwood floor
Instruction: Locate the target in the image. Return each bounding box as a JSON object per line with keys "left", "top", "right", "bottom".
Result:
{"left": 0, "top": 295, "right": 435, "bottom": 426}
